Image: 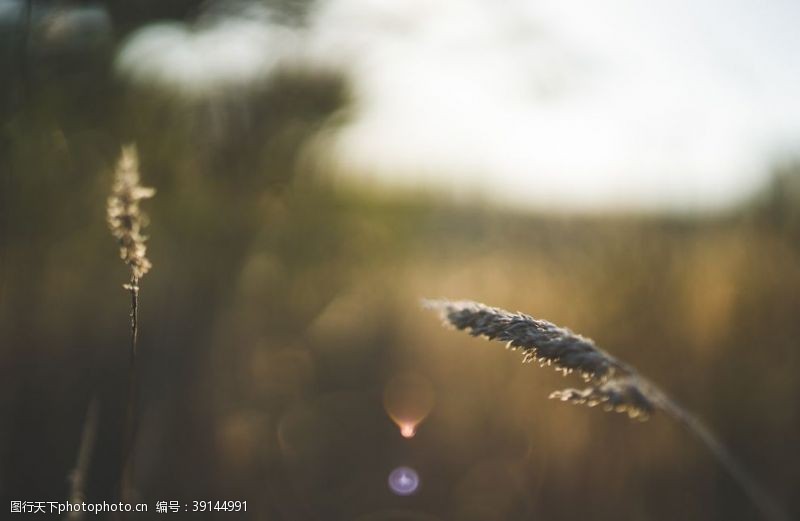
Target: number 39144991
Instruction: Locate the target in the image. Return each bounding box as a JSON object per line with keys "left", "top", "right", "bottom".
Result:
{"left": 192, "top": 501, "right": 247, "bottom": 512}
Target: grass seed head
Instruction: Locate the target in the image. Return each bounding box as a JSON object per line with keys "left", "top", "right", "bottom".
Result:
{"left": 107, "top": 144, "right": 155, "bottom": 280}
{"left": 424, "top": 299, "right": 655, "bottom": 420}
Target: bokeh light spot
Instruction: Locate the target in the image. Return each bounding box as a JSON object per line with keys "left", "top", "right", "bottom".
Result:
{"left": 388, "top": 466, "right": 420, "bottom": 496}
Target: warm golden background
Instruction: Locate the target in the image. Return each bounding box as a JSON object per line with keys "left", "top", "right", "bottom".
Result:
{"left": 1, "top": 1, "right": 799, "bottom": 520}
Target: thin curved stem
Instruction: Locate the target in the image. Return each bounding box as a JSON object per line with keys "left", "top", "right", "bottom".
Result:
{"left": 65, "top": 398, "right": 99, "bottom": 521}
{"left": 118, "top": 276, "right": 140, "bottom": 505}
{"left": 653, "top": 392, "right": 788, "bottom": 521}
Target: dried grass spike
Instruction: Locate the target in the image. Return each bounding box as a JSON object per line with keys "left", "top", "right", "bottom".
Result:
{"left": 107, "top": 144, "right": 155, "bottom": 280}
{"left": 549, "top": 377, "right": 654, "bottom": 420}
{"left": 106, "top": 143, "right": 154, "bottom": 505}
{"left": 424, "top": 299, "right": 621, "bottom": 382}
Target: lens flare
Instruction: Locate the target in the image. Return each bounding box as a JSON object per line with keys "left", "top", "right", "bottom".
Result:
{"left": 399, "top": 422, "right": 416, "bottom": 438}
{"left": 388, "top": 466, "right": 420, "bottom": 496}
{"left": 383, "top": 372, "right": 434, "bottom": 438}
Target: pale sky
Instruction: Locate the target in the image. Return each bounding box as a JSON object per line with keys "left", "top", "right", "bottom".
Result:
{"left": 117, "top": 0, "right": 800, "bottom": 211}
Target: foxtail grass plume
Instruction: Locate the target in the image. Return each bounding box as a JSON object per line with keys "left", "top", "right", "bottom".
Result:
{"left": 107, "top": 144, "right": 155, "bottom": 281}
{"left": 424, "top": 299, "right": 654, "bottom": 419}
{"left": 424, "top": 299, "right": 788, "bottom": 521}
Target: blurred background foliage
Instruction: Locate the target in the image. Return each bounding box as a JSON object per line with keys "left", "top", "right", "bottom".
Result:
{"left": 1, "top": 1, "right": 800, "bottom": 520}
